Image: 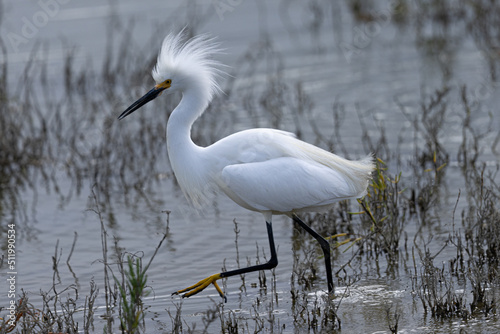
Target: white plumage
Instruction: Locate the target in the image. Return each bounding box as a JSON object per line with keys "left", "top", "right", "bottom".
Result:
{"left": 211, "top": 128, "right": 373, "bottom": 213}
{"left": 149, "top": 32, "right": 373, "bottom": 211}
{"left": 118, "top": 30, "right": 374, "bottom": 299}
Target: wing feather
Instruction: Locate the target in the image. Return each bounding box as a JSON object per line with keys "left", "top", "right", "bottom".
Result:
{"left": 220, "top": 157, "right": 366, "bottom": 213}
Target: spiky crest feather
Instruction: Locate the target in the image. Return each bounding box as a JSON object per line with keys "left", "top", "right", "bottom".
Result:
{"left": 152, "top": 30, "right": 223, "bottom": 101}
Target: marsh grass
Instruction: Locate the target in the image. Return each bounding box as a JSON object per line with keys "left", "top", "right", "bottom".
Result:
{"left": 1, "top": 1, "right": 500, "bottom": 333}
{"left": 115, "top": 255, "right": 150, "bottom": 333}
{"left": 0, "top": 241, "right": 97, "bottom": 334}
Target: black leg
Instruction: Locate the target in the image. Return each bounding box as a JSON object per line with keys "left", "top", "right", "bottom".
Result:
{"left": 173, "top": 220, "right": 278, "bottom": 301}
{"left": 292, "top": 214, "right": 334, "bottom": 294}
{"left": 221, "top": 221, "right": 278, "bottom": 278}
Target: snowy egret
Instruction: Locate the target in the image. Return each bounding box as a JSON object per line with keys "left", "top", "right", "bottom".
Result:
{"left": 118, "top": 31, "right": 374, "bottom": 301}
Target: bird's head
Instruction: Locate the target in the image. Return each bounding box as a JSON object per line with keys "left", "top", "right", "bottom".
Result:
{"left": 118, "top": 30, "right": 223, "bottom": 120}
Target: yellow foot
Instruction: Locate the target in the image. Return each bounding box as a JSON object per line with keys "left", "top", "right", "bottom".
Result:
{"left": 172, "top": 273, "right": 227, "bottom": 302}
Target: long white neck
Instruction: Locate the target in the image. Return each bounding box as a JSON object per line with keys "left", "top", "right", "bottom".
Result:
{"left": 166, "top": 85, "right": 212, "bottom": 206}
{"left": 167, "top": 91, "right": 207, "bottom": 147}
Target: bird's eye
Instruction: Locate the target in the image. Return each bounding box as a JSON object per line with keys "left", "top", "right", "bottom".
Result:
{"left": 166, "top": 79, "right": 172, "bottom": 84}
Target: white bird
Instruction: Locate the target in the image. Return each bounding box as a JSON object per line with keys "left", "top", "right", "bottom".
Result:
{"left": 118, "top": 31, "right": 374, "bottom": 301}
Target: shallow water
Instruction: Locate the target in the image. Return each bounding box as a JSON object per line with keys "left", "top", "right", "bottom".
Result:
{"left": 1, "top": 1, "right": 500, "bottom": 333}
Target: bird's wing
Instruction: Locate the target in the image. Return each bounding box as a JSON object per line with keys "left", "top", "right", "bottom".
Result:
{"left": 220, "top": 157, "right": 363, "bottom": 213}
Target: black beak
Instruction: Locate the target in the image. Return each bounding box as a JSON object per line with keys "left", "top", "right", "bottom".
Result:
{"left": 118, "top": 86, "right": 167, "bottom": 120}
